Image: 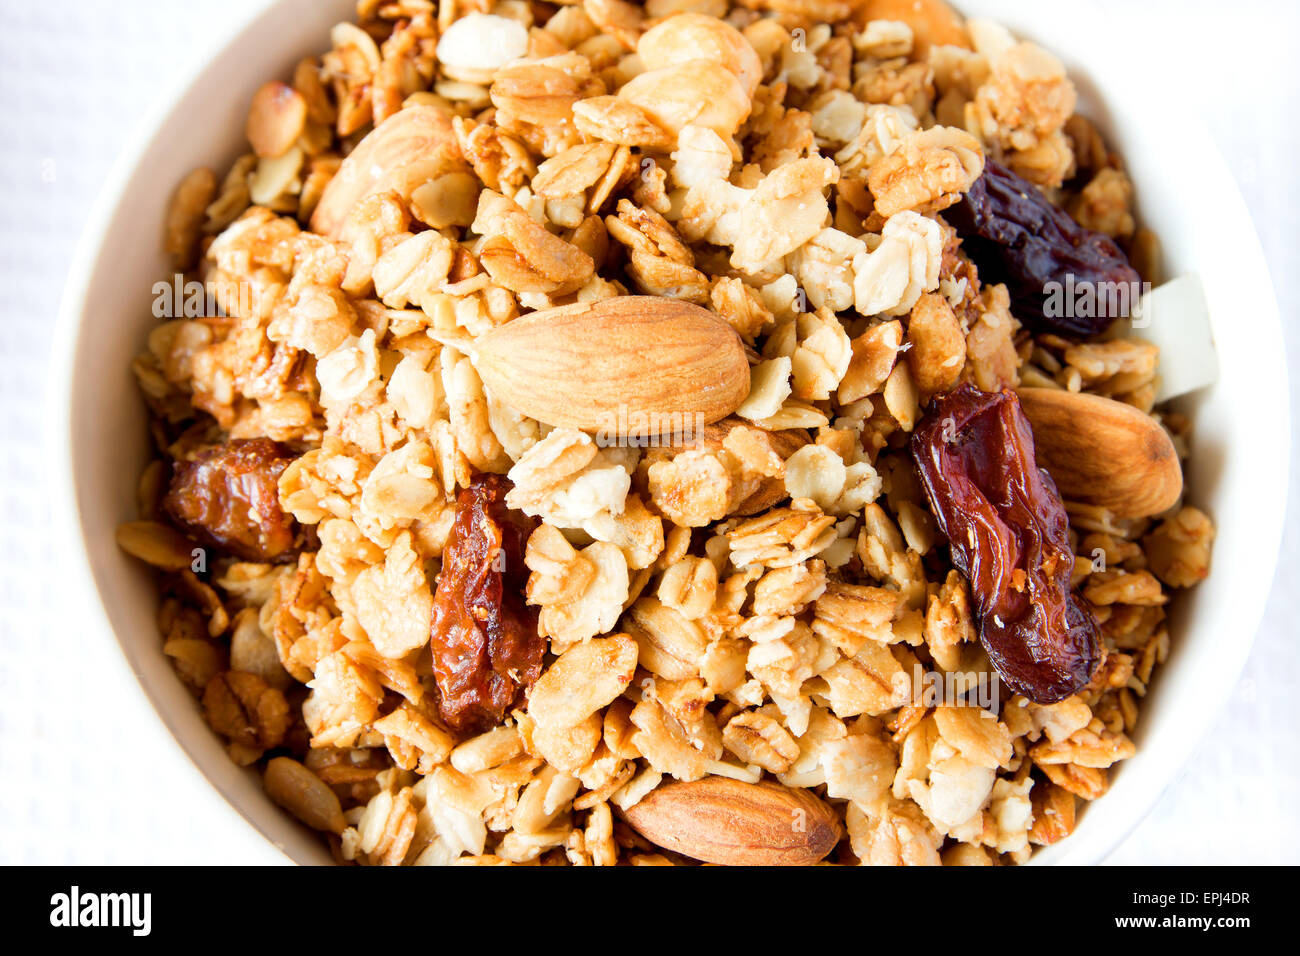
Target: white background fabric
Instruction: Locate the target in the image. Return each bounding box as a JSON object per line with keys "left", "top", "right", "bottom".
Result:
{"left": 0, "top": 0, "right": 1295, "bottom": 864}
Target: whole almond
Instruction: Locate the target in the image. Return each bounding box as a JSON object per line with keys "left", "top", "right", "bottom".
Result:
{"left": 1018, "top": 387, "right": 1182, "bottom": 518}
{"left": 474, "top": 296, "right": 750, "bottom": 435}
{"left": 310, "top": 105, "right": 464, "bottom": 238}
{"left": 619, "top": 776, "right": 842, "bottom": 866}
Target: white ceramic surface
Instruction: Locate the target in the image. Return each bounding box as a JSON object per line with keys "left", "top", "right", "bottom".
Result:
{"left": 51, "top": 0, "right": 1289, "bottom": 865}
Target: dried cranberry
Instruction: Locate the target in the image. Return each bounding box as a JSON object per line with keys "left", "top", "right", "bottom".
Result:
{"left": 911, "top": 384, "right": 1100, "bottom": 702}
{"left": 947, "top": 159, "right": 1141, "bottom": 335}
{"left": 430, "top": 474, "right": 544, "bottom": 732}
{"left": 164, "top": 438, "right": 300, "bottom": 562}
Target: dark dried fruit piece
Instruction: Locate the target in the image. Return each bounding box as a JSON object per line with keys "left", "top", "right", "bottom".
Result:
{"left": 163, "top": 437, "right": 300, "bottom": 562}
{"left": 911, "top": 384, "right": 1100, "bottom": 702}
{"left": 430, "top": 473, "right": 544, "bottom": 732}
{"left": 946, "top": 159, "right": 1141, "bottom": 335}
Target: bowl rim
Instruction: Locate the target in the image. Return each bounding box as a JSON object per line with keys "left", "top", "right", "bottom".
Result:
{"left": 49, "top": 0, "right": 1291, "bottom": 866}
{"left": 48, "top": 0, "right": 315, "bottom": 866}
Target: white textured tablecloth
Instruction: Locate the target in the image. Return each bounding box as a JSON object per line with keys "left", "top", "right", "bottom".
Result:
{"left": 2, "top": 0, "right": 1296, "bottom": 865}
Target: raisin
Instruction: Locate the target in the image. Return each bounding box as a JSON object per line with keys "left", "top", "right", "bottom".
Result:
{"left": 430, "top": 474, "right": 544, "bottom": 732}
{"left": 163, "top": 437, "right": 301, "bottom": 562}
{"left": 911, "top": 384, "right": 1101, "bottom": 703}
{"left": 946, "top": 159, "right": 1140, "bottom": 335}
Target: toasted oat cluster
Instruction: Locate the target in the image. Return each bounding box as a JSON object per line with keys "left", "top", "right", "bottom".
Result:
{"left": 119, "top": 0, "right": 1215, "bottom": 866}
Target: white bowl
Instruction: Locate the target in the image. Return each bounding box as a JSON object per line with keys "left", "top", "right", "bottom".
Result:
{"left": 52, "top": 0, "right": 1289, "bottom": 865}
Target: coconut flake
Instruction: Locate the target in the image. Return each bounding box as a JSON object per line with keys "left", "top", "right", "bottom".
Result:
{"left": 1125, "top": 274, "right": 1219, "bottom": 402}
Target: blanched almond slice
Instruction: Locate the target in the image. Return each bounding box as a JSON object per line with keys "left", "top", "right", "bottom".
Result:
{"left": 1018, "top": 388, "right": 1182, "bottom": 518}
{"left": 1125, "top": 275, "right": 1219, "bottom": 402}
{"left": 474, "top": 296, "right": 750, "bottom": 435}
{"left": 620, "top": 776, "right": 842, "bottom": 866}
{"left": 309, "top": 105, "right": 463, "bottom": 238}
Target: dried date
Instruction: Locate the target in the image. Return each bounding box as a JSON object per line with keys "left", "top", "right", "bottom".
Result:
{"left": 164, "top": 437, "right": 300, "bottom": 562}
{"left": 946, "top": 159, "right": 1140, "bottom": 335}
{"left": 430, "top": 474, "right": 544, "bottom": 732}
{"left": 911, "top": 384, "right": 1100, "bottom": 702}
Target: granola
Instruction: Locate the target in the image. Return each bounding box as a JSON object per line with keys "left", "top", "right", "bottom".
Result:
{"left": 121, "top": 0, "right": 1212, "bottom": 866}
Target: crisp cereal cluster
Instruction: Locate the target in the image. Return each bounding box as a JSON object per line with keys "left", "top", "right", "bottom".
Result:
{"left": 121, "top": 0, "right": 1214, "bottom": 866}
